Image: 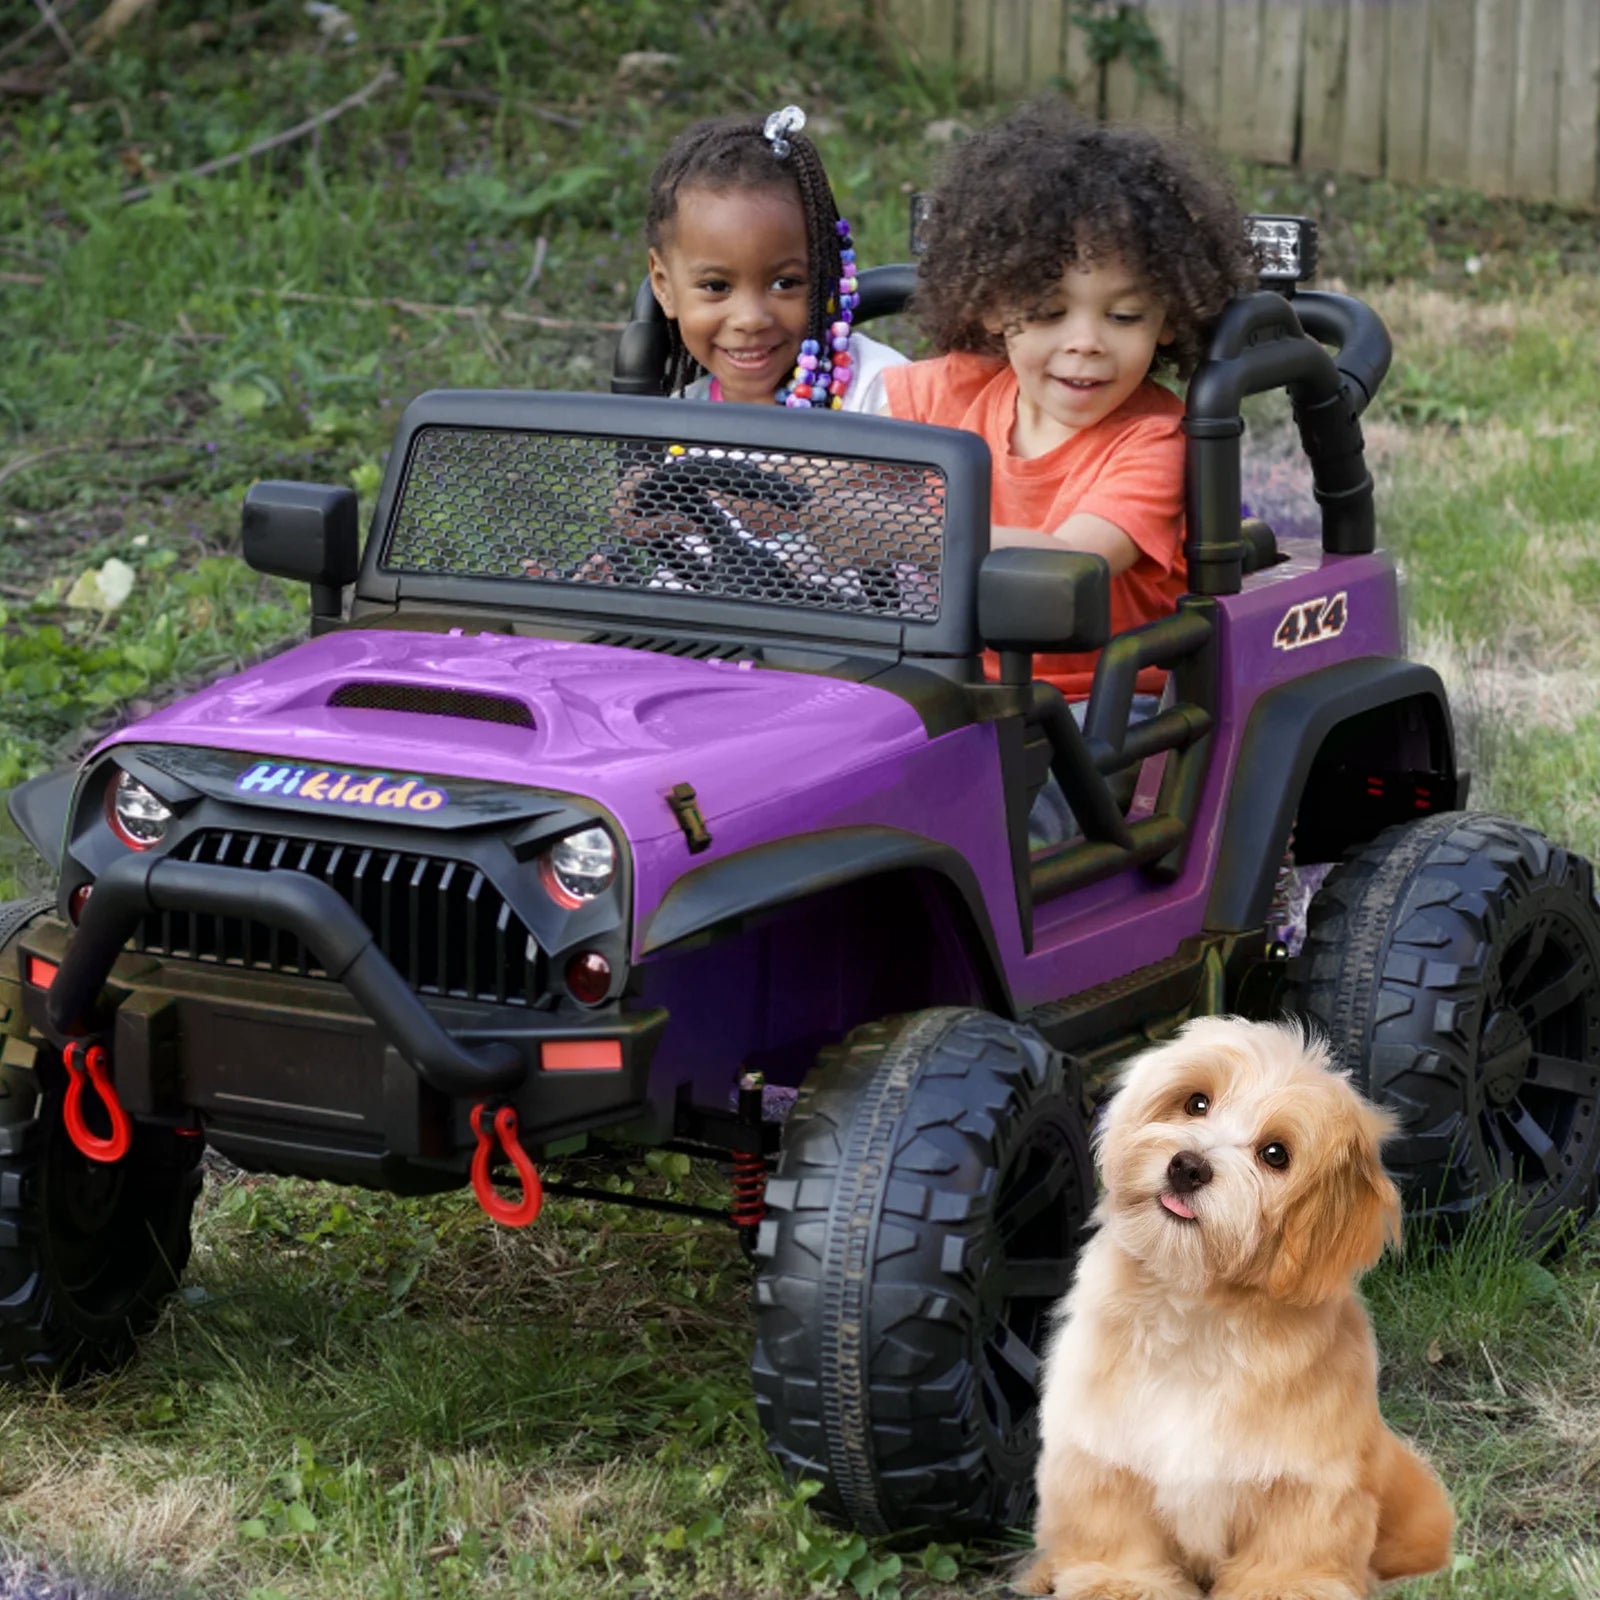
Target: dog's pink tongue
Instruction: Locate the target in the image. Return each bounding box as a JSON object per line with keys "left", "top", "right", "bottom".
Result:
{"left": 1160, "top": 1193, "right": 1196, "bottom": 1220}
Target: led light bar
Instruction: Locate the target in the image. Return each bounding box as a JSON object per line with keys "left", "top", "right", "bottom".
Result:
{"left": 1247, "top": 213, "right": 1319, "bottom": 289}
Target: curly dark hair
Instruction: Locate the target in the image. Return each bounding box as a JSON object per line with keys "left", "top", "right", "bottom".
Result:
{"left": 645, "top": 115, "right": 847, "bottom": 398}
{"left": 913, "top": 101, "right": 1259, "bottom": 377}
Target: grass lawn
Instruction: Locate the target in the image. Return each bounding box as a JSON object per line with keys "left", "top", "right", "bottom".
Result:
{"left": 2, "top": 3, "right": 1599, "bottom": 1596}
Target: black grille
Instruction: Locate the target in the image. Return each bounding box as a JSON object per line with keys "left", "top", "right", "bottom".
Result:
{"left": 383, "top": 429, "right": 946, "bottom": 622}
{"left": 136, "top": 830, "right": 541, "bottom": 1005}
{"left": 328, "top": 682, "right": 535, "bottom": 726}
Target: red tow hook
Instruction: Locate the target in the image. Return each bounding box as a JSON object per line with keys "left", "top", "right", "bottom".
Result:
{"left": 469, "top": 1103, "right": 543, "bottom": 1227}
{"left": 61, "top": 1041, "right": 132, "bottom": 1164}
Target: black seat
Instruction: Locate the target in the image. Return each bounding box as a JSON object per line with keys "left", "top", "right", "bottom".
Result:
{"left": 610, "top": 263, "right": 919, "bottom": 396}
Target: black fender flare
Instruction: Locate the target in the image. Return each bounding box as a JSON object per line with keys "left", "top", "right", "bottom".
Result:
{"left": 639, "top": 826, "right": 1011, "bottom": 1012}
{"left": 1204, "top": 657, "right": 1455, "bottom": 933}
{"left": 5, "top": 766, "right": 76, "bottom": 866}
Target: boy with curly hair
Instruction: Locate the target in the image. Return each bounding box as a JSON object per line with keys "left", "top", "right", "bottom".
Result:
{"left": 881, "top": 101, "right": 1258, "bottom": 702}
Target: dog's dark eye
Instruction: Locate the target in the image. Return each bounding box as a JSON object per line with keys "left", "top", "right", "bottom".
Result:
{"left": 1184, "top": 1093, "right": 1210, "bottom": 1116}
{"left": 1259, "top": 1142, "right": 1290, "bottom": 1170}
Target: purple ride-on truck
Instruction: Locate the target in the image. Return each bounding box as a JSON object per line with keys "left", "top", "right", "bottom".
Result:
{"left": 3, "top": 247, "right": 1599, "bottom": 1540}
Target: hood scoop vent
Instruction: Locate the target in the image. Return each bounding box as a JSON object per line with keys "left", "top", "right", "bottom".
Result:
{"left": 587, "top": 630, "right": 751, "bottom": 662}
{"left": 328, "top": 682, "right": 534, "bottom": 727}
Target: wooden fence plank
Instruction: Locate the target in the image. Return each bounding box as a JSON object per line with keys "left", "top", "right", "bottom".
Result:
{"left": 1385, "top": 0, "right": 1430, "bottom": 184}
{"left": 1425, "top": 0, "right": 1474, "bottom": 184}
{"left": 1133, "top": 0, "right": 1185, "bottom": 130}
{"left": 1468, "top": 0, "right": 1517, "bottom": 195}
{"left": 1178, "top": 0, "right": 1224, "bottom": 139}
{"left": 957, "top": 0, "right": 993, "bottom": 86}
{"left": 1025, "top": 0, "right": 1068, "bottom": 92}
{"left": 923, "top": 0, "right": 962, "bottom": 72}
{"left": 1300, "top": 0, "right": 1351, "bottom": 170}
{"left": 1512, "top": 0, "right": 1563, "bottom": 198}
{"left": 881, "top": 0, "right": 1600, "bottom": 210}
{"left": 1340, "top": 0, "right": 1388, "bottom": 176}
{"left": 1557, "top": 0, "right": 1600, "bottom": 204}
{"left": 880, "top": 0, "right": 915, "bottom": 54}
{"left": 884, "top": 0, "right": 944, "bottom": 70}
{"left": 1216, "top": 0, "right": 1265, "bottom": 157}
{"left": 992, "top": 0, "right": 1033, "bottom": 94}
{"left": 1062, "top": 0, "right": 1095, "bottom": 112}
{"left": 1102, "top": 0, "right": 1142, "bottom": 124}
{"left": 1104, "top": 57, "right": 1140, "bottom": 123}
{"left": 1253, "top": 1, "right": 1306, "bottom": 164}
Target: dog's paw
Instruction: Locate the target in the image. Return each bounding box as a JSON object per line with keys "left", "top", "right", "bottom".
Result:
{"left": 1007, "top": 1554, "right": 1056, "bottom": 1595}
{"left": 1210, "top": 1582, "right": 1363, "bottom": 1600}
{"left": 1046, "top": 1562, "right": 1203, "bottom": 1600}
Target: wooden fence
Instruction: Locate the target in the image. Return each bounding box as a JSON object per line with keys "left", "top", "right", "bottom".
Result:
{"left": 879, "top": 0, "right": 1600, "bottom": 207}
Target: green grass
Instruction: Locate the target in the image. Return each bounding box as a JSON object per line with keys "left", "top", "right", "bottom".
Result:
{"left": 0, "top": 1164, "right": 993, "bottom": 1600}
{"left": 0, "top": 1169, "right": 1593, "bottom": 1599}
{"left": 4, "top": 2, "right": 1600, "bottom": 1595}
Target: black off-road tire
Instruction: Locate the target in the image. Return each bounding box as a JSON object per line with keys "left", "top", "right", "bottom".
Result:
{"left": 0, "top": 897, "right": 55, "bottom": 961}
{"left": 0, "top": 1055, "right": 203, "bottom": 1381}
{"left": 750, "top": 1008, "right": 1094, "bottom": 1538}
{"left": 1288, "top": 812, "right": 1600, "bottom": 1239}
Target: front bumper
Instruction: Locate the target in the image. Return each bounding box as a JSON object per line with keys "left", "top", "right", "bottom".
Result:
{"left": 20, "top": 866, "right": 667, "bottom": 1192}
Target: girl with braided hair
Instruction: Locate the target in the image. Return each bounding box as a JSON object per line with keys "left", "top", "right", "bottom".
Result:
{"left": 645, "top": 107, "right": 906, "bottom": 410}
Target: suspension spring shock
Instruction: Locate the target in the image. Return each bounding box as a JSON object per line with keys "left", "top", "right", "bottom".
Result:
{"left": 730, "top": 1070, "right": 767, "bottom": 1230}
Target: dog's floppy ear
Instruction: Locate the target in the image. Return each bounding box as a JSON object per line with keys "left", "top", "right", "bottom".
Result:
{"left": 1268, "top": 1104, "right": 1402, "bottom": 1307}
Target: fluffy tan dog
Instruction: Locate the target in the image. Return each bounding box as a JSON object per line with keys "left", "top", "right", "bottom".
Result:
{"left": 1018, "top": 1016, "right": 1453, "bottom": 1600}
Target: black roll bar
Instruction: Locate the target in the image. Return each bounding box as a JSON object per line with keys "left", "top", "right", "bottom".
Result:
{"left": 1183, "top": 288, "right": 1392, "bottom": 596}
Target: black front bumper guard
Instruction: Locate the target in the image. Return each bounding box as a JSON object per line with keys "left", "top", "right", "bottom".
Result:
{"left": 47, "top": 854, "right": 526, "bottom": 1097}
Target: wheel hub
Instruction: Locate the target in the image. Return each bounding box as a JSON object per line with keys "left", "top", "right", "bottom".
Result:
{"left": 1480, "top": 1008, "right": 1533, "bottom": 1106}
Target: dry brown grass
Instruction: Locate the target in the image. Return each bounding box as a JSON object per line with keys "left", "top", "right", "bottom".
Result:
{"left": 1, "top": 1454, "right": 240, "bottom": 1591}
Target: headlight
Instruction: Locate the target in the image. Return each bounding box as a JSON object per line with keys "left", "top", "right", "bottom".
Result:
{"left": 538, "top": 826, "right": 616, "bottom": 907}
{"left": 106, "top": 770, "right": 173, "bottom": 850}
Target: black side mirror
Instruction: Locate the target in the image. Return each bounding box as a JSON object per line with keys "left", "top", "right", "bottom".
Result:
{"left": 978, "top": 547, "right": 1111, "bottom": 686}
{"left": 242, "top": 481, "right": 361, "bottom": 620}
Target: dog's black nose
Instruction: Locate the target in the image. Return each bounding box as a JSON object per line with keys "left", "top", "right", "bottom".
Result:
{"left": 1167, "top": 1150, "right": 1213, "bottom": 1194}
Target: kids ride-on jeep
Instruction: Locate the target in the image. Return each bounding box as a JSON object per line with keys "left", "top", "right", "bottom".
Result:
{"left": 4, "top": 220, "right": 1599, "bottom": 1540}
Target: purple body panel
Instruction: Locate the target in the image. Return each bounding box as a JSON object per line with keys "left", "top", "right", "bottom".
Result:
{"left": 1017, "top": 542, "right": 1401, "bottom": 1006}
{"left": 96, "top": 539, "right": 1402, "bottom": 1014}
{"left": 95, "top": 629, "right": 931, "bottom": 935}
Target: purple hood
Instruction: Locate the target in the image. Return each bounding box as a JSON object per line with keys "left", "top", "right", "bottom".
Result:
{"left": 97, "top": 630, "right": 931, "bottom": 844}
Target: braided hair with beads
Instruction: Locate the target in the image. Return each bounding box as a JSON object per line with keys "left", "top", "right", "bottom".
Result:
{"left": 645, "top": 108, "right": 862, "bottom": 407}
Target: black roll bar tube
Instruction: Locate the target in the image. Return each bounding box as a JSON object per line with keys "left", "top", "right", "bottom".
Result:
{"left": 1183, "top": 288, "right": 1392, "bottom": 595}
{"left": 45, "top": 854, "right": 527, "bottom": 1096}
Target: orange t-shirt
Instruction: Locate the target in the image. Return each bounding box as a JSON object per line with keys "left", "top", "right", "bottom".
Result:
{"left": 883, "top": 352, "right": 1187, "bottom": 700}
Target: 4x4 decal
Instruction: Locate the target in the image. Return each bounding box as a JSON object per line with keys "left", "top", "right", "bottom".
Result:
{"left": 1274, "top": 591, "right": 1348, "bottom": 651}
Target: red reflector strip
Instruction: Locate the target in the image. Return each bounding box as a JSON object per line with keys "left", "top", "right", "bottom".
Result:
{"left": 541, "top": 1039, "right": 623, "bottom": 1072}
{"left": 26, "top": 957, "right": 58, "bottom": 990}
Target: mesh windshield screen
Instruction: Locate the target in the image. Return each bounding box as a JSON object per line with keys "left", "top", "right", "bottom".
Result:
{"left": 382, "top": 427, "right": 947, "bottom": 622}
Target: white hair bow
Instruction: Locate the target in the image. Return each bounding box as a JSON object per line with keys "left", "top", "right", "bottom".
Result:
{"left": 762, "top": 105, "right": 807, "bottom": 159}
